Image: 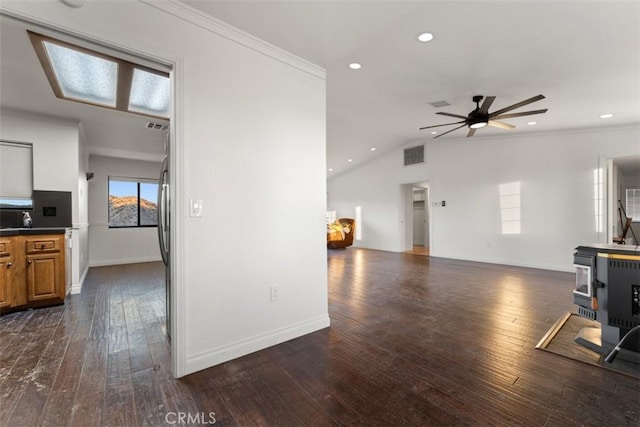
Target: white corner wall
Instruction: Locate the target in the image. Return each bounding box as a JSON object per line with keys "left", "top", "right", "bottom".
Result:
{"left": 1, "top": 0, "right": 329, "bottom": 377}
{"left": 75, "top": 124, "right": 89, "bottom": 293}
{"left": 87, "top": 155, "right": 162, "bottom": 267}
{"left": 328, "top": 126, "right": 640, "bottom": 271}
{"left": 0, "top": 110, "right": 79, "bottom": 217}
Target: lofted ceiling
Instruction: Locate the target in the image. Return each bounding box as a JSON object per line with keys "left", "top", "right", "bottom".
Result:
{"left": 1, "top": 1, "right": 639, "bottom": 174}
{"left": 184, "top": 0, "right": 640, "bottom": 176}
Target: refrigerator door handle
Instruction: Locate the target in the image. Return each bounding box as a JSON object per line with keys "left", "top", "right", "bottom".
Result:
{"left": 157, "top": 155, "right": 169, "bottom": 266}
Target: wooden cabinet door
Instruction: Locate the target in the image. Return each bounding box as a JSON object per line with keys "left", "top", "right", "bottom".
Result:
{"left": 0, "top": 238, "right": 14, "bottom": 308}
{"left": 26, "top": 253, "right": 62, "bottom": 302}
{"left": 0, "top": 257, "right": 14, "bottom": 308}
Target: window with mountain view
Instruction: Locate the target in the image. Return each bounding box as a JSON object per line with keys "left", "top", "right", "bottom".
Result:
{"left": 108, "top": 177, "right": 158, "bottom": 228}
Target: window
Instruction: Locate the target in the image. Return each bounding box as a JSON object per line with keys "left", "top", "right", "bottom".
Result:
{"left": 593, "top": 169, "right": 604, "bottom": 232}
{"left": 326, "top": 210, "right": 337, "bottom": 225}
{"left": 355, "top": 206, "right": 362, "bottom": 240}
{"left": 498, "top": 181, "right": 521, "bottom": 235}
{"left": 108, "top": 177, "right": 158, "bottom": 228}
{"left": 29, "top": 31, "right": 170, "bottom": 119}
{"left": 627, "top": 188, "right": 640, "bottom": 221}
{"left": 0, "top": 141, "right": 33, "bottom": 209}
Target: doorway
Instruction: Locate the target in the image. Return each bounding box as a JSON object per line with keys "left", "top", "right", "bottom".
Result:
{"left": 603, "top": 155, "right": 640, "bottom": 245}
{"left": 0, "top": 13, "right": 176, "bottom": 366}
{"left": 404, "top": 182, "right": 431, "bottom": 255}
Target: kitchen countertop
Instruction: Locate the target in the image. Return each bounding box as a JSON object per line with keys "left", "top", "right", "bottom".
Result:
{"left": 0, "top": 227, "right": 69, "bottom": 236}
{"left": 576, "top": 243, "right": 640, "bottom": 254}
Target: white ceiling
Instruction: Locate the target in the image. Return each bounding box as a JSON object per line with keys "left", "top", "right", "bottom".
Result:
{"left": 1, "top": 1, "right": 639, "bottom": 174}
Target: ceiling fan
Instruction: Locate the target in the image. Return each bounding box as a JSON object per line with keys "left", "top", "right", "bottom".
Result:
{"left": 420, "top": 94, "right": 548, "bottom": 138}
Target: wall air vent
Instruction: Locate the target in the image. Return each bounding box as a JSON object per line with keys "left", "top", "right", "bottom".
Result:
{"left": 146, "top": 121, "right": 168, "bottom": 131}
{"left": 404, "top": 144, "right": 425, "bottom": 166}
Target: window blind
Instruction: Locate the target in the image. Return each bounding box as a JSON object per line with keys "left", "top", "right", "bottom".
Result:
{"left": 0, "top": 141, "right": 33, "bottom": 199}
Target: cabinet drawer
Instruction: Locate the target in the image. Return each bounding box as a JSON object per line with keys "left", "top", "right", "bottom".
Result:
{"left": 26, "top": 238, "right": 61, "bottom": 253}
{"left": 0, "top": 240, "right": 11, "bottom": 257}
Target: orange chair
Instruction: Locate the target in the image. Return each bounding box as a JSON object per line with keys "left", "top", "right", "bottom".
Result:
{"left": 327, "top": 218, "right": 355, "bottom": 249}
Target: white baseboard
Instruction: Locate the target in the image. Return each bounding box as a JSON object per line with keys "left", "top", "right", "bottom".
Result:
{"left": 70, "top": 264, "right": 90, "bottom": 295}
{"left": 185, "top": 314, "right": 331, "bottom": 376}
{"left": 89, "top": 256, "right": 162, "bottom": 267}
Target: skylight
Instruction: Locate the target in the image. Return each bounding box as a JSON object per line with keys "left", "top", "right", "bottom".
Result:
{"left": 43, "top": 41, "right": 118, "bottom": 107}
{"left": 29, "top": 31, "right": 170, "bottom": 119}
{"left": 129, "top": 68, "right": 170, "bottom": 117}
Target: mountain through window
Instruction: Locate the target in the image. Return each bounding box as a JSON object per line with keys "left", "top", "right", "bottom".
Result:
{"left": 108, "top": 177, "right": 158, "bottom": 228}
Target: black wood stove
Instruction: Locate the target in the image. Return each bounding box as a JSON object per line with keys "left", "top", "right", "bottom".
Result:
{"left": 573, "top": 244, "right": 640, "bottom": 363}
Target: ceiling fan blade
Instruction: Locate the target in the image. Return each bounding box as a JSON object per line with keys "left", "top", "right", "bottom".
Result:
{"left": 436, "top": 112, "right": 469, "bottom": 120}
{"left": 467, "top": 128, "right": 477, "bottom": 138}
{"left": 489, "top": 94, "right": 545, "bottom": 117}
{"left": 433, "top": 123, "right": 468, "bottom": 139}
{"left": 488, "top": 120, "right": 515, "bottom": 130}
{"left": 478, "top": 96, "right": 496, "bottom": 114}
{"left": 419, "top": 120, "right": 466, "bottom": 130}
{"left": 491, "top": 109, "right": 548, "bottom": 120}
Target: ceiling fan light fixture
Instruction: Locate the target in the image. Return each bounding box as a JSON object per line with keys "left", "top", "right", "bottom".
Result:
{"left": 469, "top": 121, "right": 488, "bottom": 129}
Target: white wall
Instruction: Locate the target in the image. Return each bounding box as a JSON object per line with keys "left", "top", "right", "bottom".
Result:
{"left": 88, "top": 155, "right": 162, "bottom": 266}
{"left": 0, "top": 109, "right": 88, "bottom": 291}
{"left": 328, "top": 126, "right": 640, "bottom": 271}
{"left": 74, "top": 123, "right": 89, "bottom": 292}
{"left": 1, "top": 0, "right": 329, "bottom": 377}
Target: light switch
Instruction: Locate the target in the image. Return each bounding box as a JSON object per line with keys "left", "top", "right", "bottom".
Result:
{"left": 190, "top": 198, "right": 203, "bottom": 217}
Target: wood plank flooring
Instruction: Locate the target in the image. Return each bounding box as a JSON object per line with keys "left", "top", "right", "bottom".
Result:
{"left": 405, "top": 245, "right": 430, "bottom": 256}
{"left": 1, "top": 249, "right": 638, "bottom": 426}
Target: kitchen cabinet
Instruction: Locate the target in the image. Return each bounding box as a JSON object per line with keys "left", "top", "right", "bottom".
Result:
{"left": 0, "top": 232, "right": 66, "bottom": 314}
{"left": 25, "top": 236, "right": 64, "bottom": 303}
{"left": 0, "top": 238, "right": 15, "bottom": 309}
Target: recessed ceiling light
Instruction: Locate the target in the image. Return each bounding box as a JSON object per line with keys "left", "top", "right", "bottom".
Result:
{"left": 370, "top": 147, "right": 376, "bottom": 151}
{"left": 417, "top": 32, "right": 434, "bottom": 42}
{"left": 348, "top": 63, "right": 362, "bottom": 70}
{"left": 600, "top": 113, "right": 613, "bottom": 119}
{"left": 431, "top": 131, "right": 437, "bottom": 135}
{"left": 347, "top": 159, "right": 353, "bottom": 162}
{"left": 328, "top": 168, "right": 333, "bottom": 172}
{"left": 527, "top": 121, "right": 537, "bottom": 125}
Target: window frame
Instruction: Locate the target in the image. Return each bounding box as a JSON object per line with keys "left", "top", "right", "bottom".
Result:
{"left": 28, "top": 31, "right": 170, "bottom": 120}
{"left": 108, "top": 176, "right": 159, "bottom": 229}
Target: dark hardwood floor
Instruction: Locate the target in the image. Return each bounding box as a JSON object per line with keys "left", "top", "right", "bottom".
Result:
{"left": 1, "top": 249, "right": 638, "bottom": 426}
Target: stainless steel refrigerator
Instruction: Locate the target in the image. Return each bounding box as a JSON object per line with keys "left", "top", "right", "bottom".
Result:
{"left": 157, "top": 134, "right": 170, "bottom": 341}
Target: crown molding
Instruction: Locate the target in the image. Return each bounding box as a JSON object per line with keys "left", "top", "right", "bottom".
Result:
{"left": 139, "top": 0, "right": 326, "bottom": 80}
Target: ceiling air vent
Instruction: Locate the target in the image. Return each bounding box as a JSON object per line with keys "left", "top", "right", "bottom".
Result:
{"left": 404, "top": 144, "right": 425, "bottom": 166}
{"left": 146, "top": 121, "right": 168, "bottom": 131}
{"left": 430, "top": 100, "right": 450, "bottom": 108}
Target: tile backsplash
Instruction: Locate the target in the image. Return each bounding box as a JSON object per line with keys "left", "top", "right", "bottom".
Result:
{"left": 0, "top": 190, "right": 71, "bottom": 228}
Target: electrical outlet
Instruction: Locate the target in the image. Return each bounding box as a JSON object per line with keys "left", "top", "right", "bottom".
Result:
{"left": 270, "top": 286, "right": 280, "bottom": 302}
